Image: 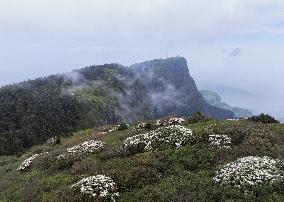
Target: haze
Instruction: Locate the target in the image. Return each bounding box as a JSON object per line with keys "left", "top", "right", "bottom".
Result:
{"left": 0, "top": 0, "right": 283, "bottom": 120}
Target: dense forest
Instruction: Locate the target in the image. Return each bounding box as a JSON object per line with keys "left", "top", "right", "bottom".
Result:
{"left": 0, "top": 76, "right": 82, "bottom": 154}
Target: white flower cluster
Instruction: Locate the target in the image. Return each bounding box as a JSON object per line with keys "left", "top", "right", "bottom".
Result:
{"left": 208, "top": 134, "right": 231, "bottom": 149}
{"left": 226, "top": 119, "right": 239, "bottom": 121}
{"left": 108, "top": 126, "right": 118, "bottom": 133}
{"left": 168, "top": 117, "right": 186, "bottom": 125}
{"left": 214, "top": 156, "right": 284, "bottom": 189}
{"left": 124, "top": 125, "right": 193, "bottom": 152}
{"left": 18, "top": 152, "right": 49, "bottom": 171}
{"left": 155, "top": 120, "right": 165, "bottom": 127}
{"left": 72, "top": 175, "right": 119, "bottom": 201}
{"left": 134, "top": 123, "right": 146, "bottom": 131}
{"left": 58, "top": 140, "right": 104, "bottom": 158}
{"left": 46, "top": 136, "right": 57, "bottom": 144}
{"left": 155, "top": 117, "right": 185, "bottom": 127}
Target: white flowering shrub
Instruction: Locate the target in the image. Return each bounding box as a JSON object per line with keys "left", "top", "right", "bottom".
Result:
{"left": 155, "top": 117, "right": 185, "bottom": 127}
{"left": 168, "top": 117, "right": 185, "bottom": 125}
{"left": 46, "top": 137, "right": 56, "bottom": 144}
{"left": 208, "top": 134, "right": 231, "bottom": 149}
{"left": 214, "top": 156, "right": 284, "bottom": 190}
{"left": 123, "top": 125, "right": 193, "bottom": 153}
{"left": 155, "top": 119, "right": 165, "bottom": 127}
{"left": 108, "top": 126, "right": 119, "bottom": 133}
{"left": 18, "top": 152, "right": 49, "bottom": 171}
{"left": 134, "top": 123, "right": 146, "bottom": 131}
{"left": 226, "top": 119, "right": 239, "bottom": 121}
{"left": 58, "top": 140, "right": 104, "bottom": 158}
{"left": 72, "top": 175, "right": 119, "bottom": 201}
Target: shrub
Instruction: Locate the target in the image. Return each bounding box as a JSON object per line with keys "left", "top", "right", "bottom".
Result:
{"left": 208, "top": 134, "right": 231, "bottom": 149}
{"left": 248, "top": 113, "right": 280, "bottom": 124}
{"left": 18, "top": 152, "right": 49, "bottom": 171}
{"left": 58, "top": 140, "right": 105, "bottom": 159}
{"left": 123, "top": 125, "right": 193, "bottom": 154}
{"left": 214, "top": 156, "right": 284, "bottom": 191}
{"left": 71, "top": 175, "right": 119, "bottom": 201}
{"left": 117, "top": 123, "right": 129, "bottom": 131}
{"left": 144, "top": 123, "right": 152, "bottom": 130}
{"left": 166, "top": 145, "right": 217, "bottom": 171}
{"left": 188, "top": 112, "right": 209, "bottom": 124}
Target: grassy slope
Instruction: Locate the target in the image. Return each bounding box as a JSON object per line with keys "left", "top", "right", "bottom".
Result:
{"left": 1, "top": 120, "right": 284, "bottom": 202}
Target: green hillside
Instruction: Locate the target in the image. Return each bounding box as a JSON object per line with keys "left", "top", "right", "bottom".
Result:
{"left": 1, "top": 117, "right": 284, "bottom": 202}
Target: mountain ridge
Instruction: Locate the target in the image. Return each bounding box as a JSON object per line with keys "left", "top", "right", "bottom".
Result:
{"left": 0, "top": 57, "right": 234, "bottom": 155}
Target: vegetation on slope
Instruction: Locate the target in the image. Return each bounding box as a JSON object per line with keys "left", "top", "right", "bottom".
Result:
{"left": 1, "top": 116, "right": 284, "bottom": 202}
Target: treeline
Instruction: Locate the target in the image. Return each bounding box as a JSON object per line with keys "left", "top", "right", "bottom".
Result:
{"left": 0, "top": 76, "right": 83, "bottom": 155}
{"left": 0, "top": 64, "right": 139, "bottom": 155}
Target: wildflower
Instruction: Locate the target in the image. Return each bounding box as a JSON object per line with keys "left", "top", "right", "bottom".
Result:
{"left": 58, "top": 140, "right": 104, "bottom": 158}
{"left": 18, "top": 152, "right": 49, "bottom": 171}
{"left": 208, "top": 134, "right": 231, "bottom": 149}
{"left": 108, "top": 125, "right": 119, "bottom": 133}
{"left": 214, "top": 156, "right": 284, "bottom": 190}
{"left": 124, "top": 125, "right": 193, "bottom": 152}
{"left": 168, "top": 117, "right": 185, "bottom": 125}
{"left": 72, "top": 175, "right": 119, "bottom": 201}
{"left": 134, "top": 123, "right": 146, "bottom": 131}
{"left": 226, "top": 119, "right": 239, "bottom": 121}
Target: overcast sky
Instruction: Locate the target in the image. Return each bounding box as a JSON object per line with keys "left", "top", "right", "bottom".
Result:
{"left": 0, "top": 0, "right": 284, "bottom": 119}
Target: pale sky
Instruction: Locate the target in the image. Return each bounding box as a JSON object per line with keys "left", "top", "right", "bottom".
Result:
{"left": 0, "top": 0, "right": 284, "bottom": 120}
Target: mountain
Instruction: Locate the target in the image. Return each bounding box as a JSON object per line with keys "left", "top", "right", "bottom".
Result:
{"left": 130, "top": 57, "right": 234, "bottom": 119}
{"left": 200, "top": 90, "right": 253, "bottom": 118}
{"left": 0, "top": 57, "right": 234, "bottom": 155}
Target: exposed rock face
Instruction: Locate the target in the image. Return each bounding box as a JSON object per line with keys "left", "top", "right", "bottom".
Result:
{"left": 200, "top": 90, "right": 253, "bottom": 118}
{"left": 130, "top": 57, "right": 234, "bottom": 119}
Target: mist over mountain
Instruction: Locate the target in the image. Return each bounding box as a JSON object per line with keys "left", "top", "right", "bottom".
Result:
{"left": 0, "top": 57, "right": 233, "bottom": 155}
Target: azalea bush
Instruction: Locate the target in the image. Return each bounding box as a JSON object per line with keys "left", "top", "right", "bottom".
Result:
{"left": 214, "top": 156, "right": 284, "bottom": 191}
{"left": 134, "top": 122, "right": 152, "bottom": 131}
{"left": 117, "top": 123, "right": 129, "bottom": 131}
{"left": 123, "top": 125, "right": 193, "bottom": 154}
{"left": 18, "top": 152, "right": 49, "bottom": 171}
{"left": 58, "top": 140, "right": 105, "bottom": 158}
{"left": 71, "top": 175, "right": 119, "bottom": 201}
{"left": 155, "top": 117, "right": 185, "bottom": 127}
{"left": 208, "top": 134, "right": 231, "bottom": 149}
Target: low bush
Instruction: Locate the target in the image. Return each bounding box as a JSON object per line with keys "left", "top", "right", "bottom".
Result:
{"left": 117, "top": 123, "right": 129, "bottom": 131}
{"left": 248, "top": 113, "right": 280, "bottom": 124}
{"left": 188, "top": 112, "right": 210, "bottom": 124}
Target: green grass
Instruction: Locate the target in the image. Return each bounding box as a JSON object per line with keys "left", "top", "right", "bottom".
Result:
{"left": 1, "top": 120, "right": 284, "bottom": 201}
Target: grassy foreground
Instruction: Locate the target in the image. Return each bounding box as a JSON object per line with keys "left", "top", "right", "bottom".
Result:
{"left": 1, "top": 119, "right": 284, "bottom": 202}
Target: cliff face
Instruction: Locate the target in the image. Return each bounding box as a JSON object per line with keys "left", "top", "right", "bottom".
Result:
{"left": 200, "top": 90, "right": 253, "bottom": 118}
{"left": 130, "top": 57, "right": 234, "bottom": 119}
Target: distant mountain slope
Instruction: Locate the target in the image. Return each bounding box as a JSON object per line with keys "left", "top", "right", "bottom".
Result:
{"left": 200, "top": 90, "right": 253, "bottom": 118}
{"left": 0, "top": 57, "right": 234, "bottom": 155}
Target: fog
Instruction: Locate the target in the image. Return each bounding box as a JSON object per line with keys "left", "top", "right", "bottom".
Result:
{"left": 0, "top": 0, "right": 283, "bottom": 120}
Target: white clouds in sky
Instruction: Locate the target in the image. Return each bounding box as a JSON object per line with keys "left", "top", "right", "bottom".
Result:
{"left": 0, "top": 0, "right": 284, "bottom": 42}
{"left": 0, "top": 0, "right": 284, "bottom": 116}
